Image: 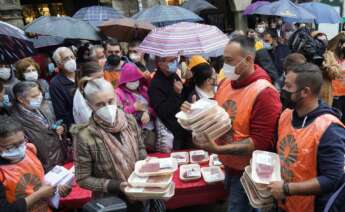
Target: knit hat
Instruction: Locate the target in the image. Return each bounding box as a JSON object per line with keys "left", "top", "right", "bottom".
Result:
{"left": 188, "top": 55, "right": 208, "bottom": 71}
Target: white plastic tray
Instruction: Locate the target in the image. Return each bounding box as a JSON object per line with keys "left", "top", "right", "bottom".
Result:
{"left": 189, "top": 150, "right": 209, "bottom": 164}
{"left": 134, "top": 158, "right": 178, "bottom": 177}
{"left": 126, "top": 183, "right": 175, "bottom": 201}
{"left": 179, "top": 164, "right": 201, "bottom": 181}
{"left": 170, "top": 152, "right": 189, "bottom": 165}
{"left": 124, "top": 183, "right": 171, "bottom": 199}
{"left": 209, "top": 154, "right": 223, "bottom": 167}
{"left": 251, "top": 150, "right": 281, "bottom": 184}
{"left": 128, "top": 172, "right": 173, "bottom": 189}
{"left": 201, "top": 166, "right": 225, "bottom": 184}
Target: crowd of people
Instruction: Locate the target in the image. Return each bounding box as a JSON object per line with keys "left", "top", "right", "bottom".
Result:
{"left": 0, "top": 20, "right": 345, "bottom": 212}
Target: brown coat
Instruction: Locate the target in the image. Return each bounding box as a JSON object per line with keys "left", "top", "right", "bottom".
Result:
{"left": 70, "top": 114, "right": 147, "bottom": 198}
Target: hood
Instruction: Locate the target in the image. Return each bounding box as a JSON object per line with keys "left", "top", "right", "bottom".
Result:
{"left": 118, "top": 63, "right": 144, "bottom": 86}
{"left": 292, "top": 101, "right": 342, "bottom": 128}
{"left": 231, "top": 64, "right": 272, "bottom": 89}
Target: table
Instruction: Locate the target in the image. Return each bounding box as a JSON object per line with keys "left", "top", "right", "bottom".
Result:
{"left": 59, "top": 151, "right": 227, "bottom": 209}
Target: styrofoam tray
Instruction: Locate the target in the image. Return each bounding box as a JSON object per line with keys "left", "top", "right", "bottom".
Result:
{"left": 176, "top": 99, "right": 218, "bottom": 125}
{"left": 251, "top": 150, "right": 281, "bottom": 184}
{"left": 244, "top": 166, "right": 272, "bottom": 199}
{"left": 128, "top": 172, "right": 173, "bottom": 189}
{"left": 190, "top": 150, "right": 209, "bottom": 164}
{"left": 179, "top": 164, "right": 201, "bottom": 181}
{"left": 209, "top": 154, "right": 223, "bottom": 167}
{"left": 201, "top": 166, "right": 225, "bottom": 184}
{"left": 124, "top": 183, "right": 171, "bottom": 199}
{"left": 171, "top": 152, "right": 189, "bottom": 165}
{"left": 135, "top": 158, "right": 178, "bottom": 177}
{"left": 126, "top": 183, "right": 175, "bottom": 201}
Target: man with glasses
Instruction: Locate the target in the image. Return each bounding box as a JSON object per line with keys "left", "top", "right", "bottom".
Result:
{"left": 50, "top": 47, "right": 77, "bottom": 129}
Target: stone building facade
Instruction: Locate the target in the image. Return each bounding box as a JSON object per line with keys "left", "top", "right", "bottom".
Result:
{"left": 0, "top": 0, "right": 23, "bottom": 27}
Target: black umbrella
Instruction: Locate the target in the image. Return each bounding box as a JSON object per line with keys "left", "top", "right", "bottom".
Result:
{"left": 0, "top": 21, "right": 36, "bottom": 64}
{"left": 24, "top": 16, "right": 101, "bottom": 41}
{"left": 182, "top": 0, "right": 217, "bottom": 14}
{"left": 29, "top": 35, "right": 65, "bottom": 49}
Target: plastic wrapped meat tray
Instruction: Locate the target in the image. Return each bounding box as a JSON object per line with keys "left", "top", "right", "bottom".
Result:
{"left": 201, "top": 166, "right": 225, "bottom": 184}
{"left": 251, "top": 150, "right": 281, "bottom": 184}
{"left": 170, "top": 152, "right": 189, "bottom": 165}
{"left": 179, "top": 164, "right": 201, "bottom": 181}
{"left": 189, "top": 150, "right": 209, "bottom": 164}
{"left": 243, "top": 166, "right": 272, "bottom": 199}
{"left": 135, "top": 158, "right": 178, "bottom": 177}
{"left": 209, "top": 154, "right": 223, "bottom": 167}
{"left": 128, "top": 172, "right": 173, "bottom": 189}
{"left": 125, "top": 182, "right": 175, "bottom": 201}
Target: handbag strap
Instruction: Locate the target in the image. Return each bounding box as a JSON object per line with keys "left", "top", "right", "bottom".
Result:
{"left": 324, "top": 180, "right": 345, "bottom": 212}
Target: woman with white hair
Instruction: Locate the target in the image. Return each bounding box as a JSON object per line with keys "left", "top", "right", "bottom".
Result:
{"left": 70, "top": 77, "right": 149, "bottom": 212}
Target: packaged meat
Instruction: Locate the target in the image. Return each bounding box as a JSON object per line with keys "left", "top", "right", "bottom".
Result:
{"left": 251, "top": 150, "right": 281, "bottom": 184}
{"left": 124, "top": 183, "right": 171, "bottom": 199}
{"left": 190, "top": 150, "right": 209, "bottom": 164}
{"left": 244, "top": 166, "right": 271, "bottom": 199}
{"left": 209, "top": 154, "right": 223, "bottom": 167}
{"left": 179, "top": 164, "right": 201, "bottom": 181}
{"left": 128, "top": 172, "right": 173, "bottom": 189}
{"left": 170, "top": 152, "right": 189, "bottom": 165}
{"left": 201, "top": 166, "right": 225, "bottom": 184}
{"left": 135, "top": 158, "right": 178, "bottom": 177}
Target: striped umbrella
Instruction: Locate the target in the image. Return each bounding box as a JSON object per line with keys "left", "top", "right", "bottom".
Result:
{"left": 0, "top": 21, "right": 35, "bottom": 64}
{"left": 73, "top": 6, "right": 124, "bottom": 27}
{"left": 132, "top": 5, "right": 203, "bottom": 27}
{"left": 138, "top": 22, "right": 229, "bottom": 57}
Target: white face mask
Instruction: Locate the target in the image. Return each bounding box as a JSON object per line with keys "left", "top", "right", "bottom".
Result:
{"left": 24, "top": 71, "right": 39, "bottom": 81}
{"left": 256, "top": 27, "right": 265, "bottom": 34}
{"left": 223, "top": 63, "right": 240, "bottom": 81}
{"left": 0, "top": 143, "right": 26, "bottom": 161}
{"left": 64, "top": 59, "right": 77, "bottom": 72}
{"left": 0, "top": 68, "right": 11, "bottom": 80}
{"left": 28, "top": 94, "right": 43, "bottom": 110}
{"left": 96, "top": 104, "right": 117, "bottom": 125}
{"left": 126, "top": 81, "right": 140, "bottom": 90}
{"left": 129, "top": 53, "right": 141, "bottom": 63}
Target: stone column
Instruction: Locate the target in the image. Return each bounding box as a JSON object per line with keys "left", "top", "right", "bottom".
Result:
{"left": 228, "top": 0, "right": 252, "bottom": 31}
{"left": 0, "top": 0, "right": 23, "bottom": 28}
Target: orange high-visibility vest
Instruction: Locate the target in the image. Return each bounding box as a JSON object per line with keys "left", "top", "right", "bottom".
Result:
{"left": 277, "top": 109, "right": 344, "bottom": 212}
{"left": 215, "top": 78, "right": 274, "bottom": 170}
{"left": 332, "top": 60, "right": 345, "bottom": 96}
{"left": 0, "top": 143, "right": 50, "bottom": 212}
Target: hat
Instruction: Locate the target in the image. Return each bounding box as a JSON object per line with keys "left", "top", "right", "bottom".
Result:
{"left": 188, "top": 55, "right": 208, "bottom": 71}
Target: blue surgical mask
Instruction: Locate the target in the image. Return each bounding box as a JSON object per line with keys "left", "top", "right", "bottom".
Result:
{"left": 28, "top": 95, "right": 43, "bottom": 110}
{"left": 263, "top": 42, "right": 272, "bottom": 49}
{"left": 0, "top": 143, "right": 26, "bottom": 161}
{"left": 48, "top": 63, "right": 55, "bottom": 74}
{"left": 168, "top": 60, "right": 178, "bottom": 74}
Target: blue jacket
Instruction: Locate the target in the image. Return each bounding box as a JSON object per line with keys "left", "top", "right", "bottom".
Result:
{"left": 288, "top": 102, "right": 345, "bottom": 212}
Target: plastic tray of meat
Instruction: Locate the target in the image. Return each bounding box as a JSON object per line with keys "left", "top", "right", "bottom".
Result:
{"left": 124, "top": 183, "right": 172, "bottom": 199}
{"left": 176, "top": 99, "right": 219, "bottom": 128}
{"left": 128, "top": 172, "right": 173, "bottom": 189}
{"left": 251, "top": 150, "right": 281, "bottom": 184}
{"left": 179, "top": 164, "right": 201, "bottom": 181}
{"left": 201, "top": 166, "right": 225, "bottom": 184}
{"left": 209, "top": 154, "right": 223, "bottom": 167}
{"left": 170, "top": 152, "right": 189, "bottom": 165}
{"left": 126, "top": 183, "right": 175, "bottom": 201}
{"left": 135, "top": 158, "right": 178, "bottom": 177}
{"left": 189, "top": 150, "right": 209, "bottom": 164}
{"left": 243, "top": 166, "right": 272, "bottom": 199}
{"left": 190, "top": 107, "right": 229, "bottom": 132}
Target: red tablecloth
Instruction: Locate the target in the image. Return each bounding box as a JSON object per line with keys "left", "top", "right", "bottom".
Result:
{"left": 59, "top": 151, "right": 227, "bottom": 209}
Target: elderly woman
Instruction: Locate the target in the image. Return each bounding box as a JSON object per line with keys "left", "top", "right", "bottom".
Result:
{"left": 11, "top": 81, "right": 66, "bottom": 172}
{"left": 15, "top": 57, "right": 53, "bottom": 113}
{"left": 71, "top": 78, "right": 148, "bottom": 212}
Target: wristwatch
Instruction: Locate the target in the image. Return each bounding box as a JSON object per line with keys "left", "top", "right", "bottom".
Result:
{"left": 283, "top": 182, "right": 290, "bottom": 196}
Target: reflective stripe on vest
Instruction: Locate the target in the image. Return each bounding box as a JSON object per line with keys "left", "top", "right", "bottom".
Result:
{"left": 277, "top": 109, "right": 344, "bottom": 212}
{"left": 0, "top": 143, "right": 49, "bottom": 212}
{"left": 215, "top": 78, "right": 274, "bottom": 170}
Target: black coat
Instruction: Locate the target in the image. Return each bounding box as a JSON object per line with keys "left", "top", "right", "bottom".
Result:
{"left": 148, "top": 70, "right": 191, "bottom": 149}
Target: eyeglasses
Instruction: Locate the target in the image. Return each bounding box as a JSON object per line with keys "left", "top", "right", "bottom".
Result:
{"left": 25, "top": 68, "right": 37, "bottom": 73}
{"left": 0, "top": 139, "right": 25, "bottom": 151}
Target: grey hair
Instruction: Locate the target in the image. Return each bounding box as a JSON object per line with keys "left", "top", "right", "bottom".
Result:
{"left": 79, "top": 77, "right": 114, "bottom": 101}
{"left": 13, "top": 81, "right": 40, "bottom": 99}
{"left": 229, "top": 35, "right": 256, "bottom": 57}
{"left": 0, "top": 116, "right": 23, "bottom": 138}
{"left": 53, "top": 47, "right": 74, "bottom": 64}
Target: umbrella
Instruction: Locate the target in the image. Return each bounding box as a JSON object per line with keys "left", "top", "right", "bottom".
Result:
{"left": 181, "top": 0, "right": 217, "bottom": 14}
{"left": 299, "top": 2, "right": 340, "bottom": 24}
{"left": 132, "top": 5, "right": 203, "bottom": 27}
{"left": 138, "top": 22, "right": 229, "bottom": 57}
{"left": 243, "top": 1, "right": 270, "bottom": 15}
{"left": 0, "top": 21, "right": 35, "bottom": 64}
{"left": 29, "top": 35, "right": 65, "bottom": 49}
{"left": 73, "top": 6, "right": 124, "bottom": 27}
{"left": 99, "top": 18, "right": 154, "bottom": 42}
{"left": 253, "top": 0, "right": 316, "bottom": 21}
{"left": 24, "top": 16, "right": 101, "bottom": 41}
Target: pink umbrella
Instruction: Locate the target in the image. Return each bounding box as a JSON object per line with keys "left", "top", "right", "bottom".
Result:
{"left": 243, "top": 1, "right": 270, "bottom": 15}
{"left": 138, "top": 22, "right": 229, "bottom": 57}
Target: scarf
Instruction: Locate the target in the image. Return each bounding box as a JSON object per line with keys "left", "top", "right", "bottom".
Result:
{"left": 93, "top": 109, "right": 140, "bottom": 182}
{"left": 17, "top": 105, "right": 49, "bottom": 128}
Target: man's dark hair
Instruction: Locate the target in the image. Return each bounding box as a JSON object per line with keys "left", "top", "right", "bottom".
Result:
{"left": 103, "top": 38, "right": 120, "bottom": 50}
{"left": 288, "top": 63, "right": 323, "bottom": 96}
{"left": 0, "top": 116, "right": 23, "bottom": 138}
{"left": 229, "top": 35, "right": 256, "bottom": 57}
{"left": 192, "top": 63, "right": 214, "bottom": 87}
{"left": 283, "top": 53, "right": 307, "bottom": 74}
{"left": 128, "top": 41, "right": 140, "bottom": 49}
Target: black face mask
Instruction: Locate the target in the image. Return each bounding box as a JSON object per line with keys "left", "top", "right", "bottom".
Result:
{"left": 280, "top": 89, "right": 303, "bottom": 109}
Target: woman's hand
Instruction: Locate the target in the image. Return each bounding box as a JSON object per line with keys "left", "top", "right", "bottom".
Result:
{"left": 37, "top": 184, "right": 56, "bottom": 199}
{"left": 58, "top": 185, "right": 72, "bottom": 197}
{"left": 141, "top": 112, "right": 150, "bottom": 125}
{"left": 134, "top": 101, "right": 146, "bottom": 112}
